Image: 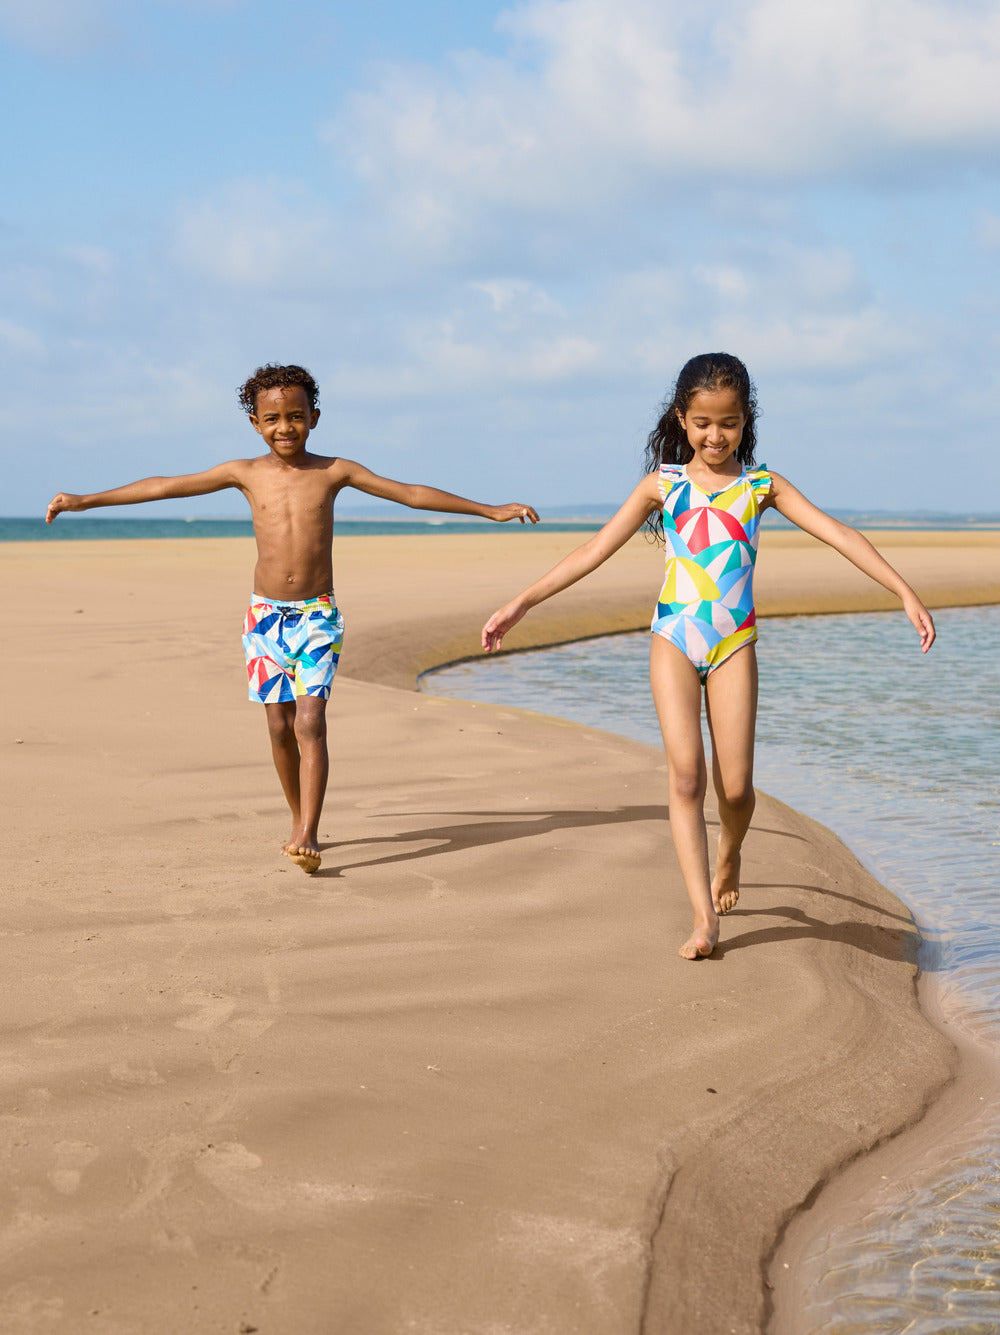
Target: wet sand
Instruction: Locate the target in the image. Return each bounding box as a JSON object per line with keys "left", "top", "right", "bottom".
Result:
{"left": 2, "top": 528, "right": 997, "bottom": 1334}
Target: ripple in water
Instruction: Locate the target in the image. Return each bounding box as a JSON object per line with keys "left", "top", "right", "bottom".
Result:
{"left": 424, "top": 605, "right": 1000, "bottom": 1331}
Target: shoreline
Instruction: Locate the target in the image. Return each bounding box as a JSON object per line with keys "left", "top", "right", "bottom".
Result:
{"left": 3, "top": 532, "right": 995, "bottom": 1332}
{"left": 767, "top": 972, "right": 1000, "bottom": 1333}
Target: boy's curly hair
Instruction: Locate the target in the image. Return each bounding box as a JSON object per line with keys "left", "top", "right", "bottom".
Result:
{"left": 237, "top": 364, "right": 319, "bottom": 416}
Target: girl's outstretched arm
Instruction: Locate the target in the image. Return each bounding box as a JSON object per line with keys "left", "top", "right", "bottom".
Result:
{"left": 482, "top": 475, "right": 661, "bottom": 652}
{"left": 769, "top": 472, "right": 936, "bottom": 652}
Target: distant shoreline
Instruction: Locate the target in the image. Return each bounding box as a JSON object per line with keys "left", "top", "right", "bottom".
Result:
{"left": 4, "top": 510, "right": 1000, "bottom": 541}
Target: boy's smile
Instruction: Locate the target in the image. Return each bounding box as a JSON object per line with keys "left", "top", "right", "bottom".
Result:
{"left": 250, "top": 385, "right": 320, "bottom": 461}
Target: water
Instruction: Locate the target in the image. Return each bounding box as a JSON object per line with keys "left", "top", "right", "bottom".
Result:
{"left": 423, "top": 605, "right": 1000, "bottom": 1331}
{"left": 4, "top": 511, "right": 1000, "bottom": 543}
{"left": 0, "top": 516, "right": 607, "bottom": 542}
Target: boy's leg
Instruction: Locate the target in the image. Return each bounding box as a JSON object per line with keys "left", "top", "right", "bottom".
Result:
{"left": 649, "top": 636, "right": 718, "bottom": 959}
{"left": 283, "top": 694, "right": 329, "bottom": 874}
{"left": 704, "top": 645, "right": 758, "bottom": 915}
{"left": 264, "top": 701, "right": 302, "bottom": 837}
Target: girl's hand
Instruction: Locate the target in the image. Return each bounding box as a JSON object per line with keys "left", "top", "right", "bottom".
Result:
{"left": 488, "top": 503, "right": 540, "bottom": 524}
{"left": 46, "top": 493, "right": 85, "bottom": 523}
{"left": 904, "top": 592, "right": 936, "bottom": 653}
{"left": 482, "top": 598, "right": 529, "bottom": 653}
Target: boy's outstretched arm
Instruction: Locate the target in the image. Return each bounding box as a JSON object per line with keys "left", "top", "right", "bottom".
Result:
{"left": 337, "top": 460, "right": 539, "bottom": 524}
{"left": 770, "top": 472, "right": 936, "bottom": 652}
{"left": 46, "top": 463, "right": 244, "bottom": 523}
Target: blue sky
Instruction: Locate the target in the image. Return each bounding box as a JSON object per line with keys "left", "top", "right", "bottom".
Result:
{"left": 3, "top": 0, "right": 999, "bottom": 517}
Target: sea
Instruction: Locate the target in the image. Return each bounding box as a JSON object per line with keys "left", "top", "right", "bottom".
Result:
{"left": 0, "top": 515, "right": 607, "bottom": 541}
{"left": 4, "top": 508, "right": 1000, "bottom": 543}
{"left": 425, "top": 607, "right": 1000, "bottom": 1333}
{"left": 8, "top": 511, "right": 1000, "bottom": 1327}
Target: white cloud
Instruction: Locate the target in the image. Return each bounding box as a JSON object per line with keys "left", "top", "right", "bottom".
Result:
{"left": 625, "top": 257, "right": 911, "bottom": 377}
{"left": 171, "top": 180, "right": 343, "bottom": 288}
{"left": 326, "top": 0, "right": 1000, "bottom": 255}
{"left": 157, "top": 160, "right": 916, "bottom": 404}
{"left": 0, "top": 0, "right": 116, "bottom": 56}
{"left": 694, "top": 266, "right": 751, "bottom": 303}
{"left": 711, "top": 0, "right": 1000, "bottom": 146}
{"left": 0, "top": 316, "right": 45, "bottom": 355}
{"left": 0, "top": 0, "right": 238, "bottom": 57}
{"left": 711, "top": 306, "right": 918, "bottom": 374}
{"left": 325, "top": 295, "right": 603, "bottom": 404}
{"left": 976, "top": 211, "right": 1000, "bottom": 249}
{"left": 471, "top": 278, "right": 565, "bottom": 317}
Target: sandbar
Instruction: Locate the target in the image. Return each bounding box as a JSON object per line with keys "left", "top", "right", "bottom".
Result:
{"left": 2, "top": 527, "right": 995, "bottom": 1333}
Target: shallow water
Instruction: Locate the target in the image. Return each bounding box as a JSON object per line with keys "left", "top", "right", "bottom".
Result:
{"left": 424, "top": 605, "right": 1000, "bottom": 1331}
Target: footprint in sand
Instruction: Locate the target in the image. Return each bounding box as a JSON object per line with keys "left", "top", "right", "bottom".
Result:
{"left": 0, "top": 1284, "right": 63, "bottom": 1328}
{"left": 48, "top": 1140, "right": 99, "bottom": 1195}
{"left": 195, "top": 1142, "right": 265, "bottom": 1211}
{"left": 109, "top": 1059, "right": 165, "bottom": 1086}
{"left": 415, "top": 871, "right": 451, "bottom": 900}
{"left": 195, "top": 1143, "right": 400, "bottom": 1220}
{"left": 123, "top": 1132, "right": 203, "bottom": 1219}
{"left": 175, "top": 991, "right": 238, "bottom": 1031}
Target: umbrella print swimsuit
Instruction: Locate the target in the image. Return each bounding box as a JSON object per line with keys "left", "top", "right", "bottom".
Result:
{"left": 651, "top": 463, "right": 773, "bottom": 682}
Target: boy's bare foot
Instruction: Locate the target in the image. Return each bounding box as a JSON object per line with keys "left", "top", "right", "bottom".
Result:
{"left": 678, "top": 917, "right": 719, "bottom": 960}
{"left": 283, "top": 839, "right": 321, "bottom": 874}
{"left": 712, "top": 852, "right": 741, "bottom": 915}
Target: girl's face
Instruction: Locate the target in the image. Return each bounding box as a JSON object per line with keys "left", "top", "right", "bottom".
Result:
{"left": 677, "top": 386, "right": 746, "bottom": 471}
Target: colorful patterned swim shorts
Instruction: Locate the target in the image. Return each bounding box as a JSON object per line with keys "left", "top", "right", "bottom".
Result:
{"left": 242, "top": 592, "right": 345, "bottom": 704}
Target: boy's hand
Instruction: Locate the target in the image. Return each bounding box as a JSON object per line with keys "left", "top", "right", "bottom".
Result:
{"left": 482, "top": 598, "right": 529, "bottom": 653}
{"left": 46, "top": 493, "right": 86, "bottom": 523}
{"left": 488, "top": 503, "right": 540, "bottom": 525}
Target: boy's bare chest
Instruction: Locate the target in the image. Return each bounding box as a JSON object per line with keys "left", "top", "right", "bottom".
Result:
{"left": 250, "top": 472, "right": 333, "bottom": 523}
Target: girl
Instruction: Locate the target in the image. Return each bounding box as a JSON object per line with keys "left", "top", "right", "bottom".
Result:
{"left": 482, "top": 353, "right": 935, "bottom": 960}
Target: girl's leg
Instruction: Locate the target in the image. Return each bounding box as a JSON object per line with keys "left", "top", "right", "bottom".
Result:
{"left": 649, "top": 635, "right": 718, "bottom": 959}
{"left": 704, "top": 645, "right": 758, "bottom": 915}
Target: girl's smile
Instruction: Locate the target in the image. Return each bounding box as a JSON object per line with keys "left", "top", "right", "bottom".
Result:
{"left": 677, "top": 386, "right": 747, "bottom": 476}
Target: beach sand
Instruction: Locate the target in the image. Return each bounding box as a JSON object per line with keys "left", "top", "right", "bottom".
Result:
{"left": 2, "top": 528, "right": 997, "bottom": 1334}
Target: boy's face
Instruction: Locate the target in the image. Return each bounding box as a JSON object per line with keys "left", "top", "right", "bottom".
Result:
{"left": 249, "top": 385, "right": 320, "bottom": 460}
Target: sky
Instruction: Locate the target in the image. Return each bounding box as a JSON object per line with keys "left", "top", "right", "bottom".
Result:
{"left": 3, "top": 0, "right": 999, "bottom": 517}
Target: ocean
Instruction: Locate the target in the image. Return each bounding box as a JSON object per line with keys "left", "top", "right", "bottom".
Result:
{"left": 0, "top": 516, "right": 606, "bottom": 541}
{"left": 424, "top": 605, "right": 1000, "bottom": 1333}
{"left": 4, "top": 511, "right": 1000, "bottom": 543}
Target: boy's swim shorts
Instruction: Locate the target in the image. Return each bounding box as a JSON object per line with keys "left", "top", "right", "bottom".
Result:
{"left": 242, "top": 592, "right": 345, "bottom": 704}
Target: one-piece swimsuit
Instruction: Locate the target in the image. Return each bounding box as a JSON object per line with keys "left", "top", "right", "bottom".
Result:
{"left": 651, "top": 462, "right": 772, "bottom": 682}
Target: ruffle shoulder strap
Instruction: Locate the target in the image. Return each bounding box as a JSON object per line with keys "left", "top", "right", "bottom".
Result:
{"left": 747, "top": 465, "right": 772, "bottom": 499}
{"left": 657, "top": 462, "right": 685, "bottom": 501}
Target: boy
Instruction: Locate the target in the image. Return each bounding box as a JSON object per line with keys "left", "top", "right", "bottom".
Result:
{"left": 47, "top": 363, "right": 539, "bottom": 874}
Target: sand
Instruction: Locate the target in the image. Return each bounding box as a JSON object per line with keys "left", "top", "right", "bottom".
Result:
{"left": 2, "top": 527, "right": 997, "bottom": 1335}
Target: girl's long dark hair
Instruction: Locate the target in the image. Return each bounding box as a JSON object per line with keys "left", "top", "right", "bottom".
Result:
{"left": 643, "top": 352, "right": 759, "bottom": 539}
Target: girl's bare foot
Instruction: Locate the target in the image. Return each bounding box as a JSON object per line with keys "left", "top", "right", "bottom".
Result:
{"left": 712, "top": 852, "right": 741, "bottom": 915}
{"left": 678, "top": 916, "right": 719, "bottom": 960}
